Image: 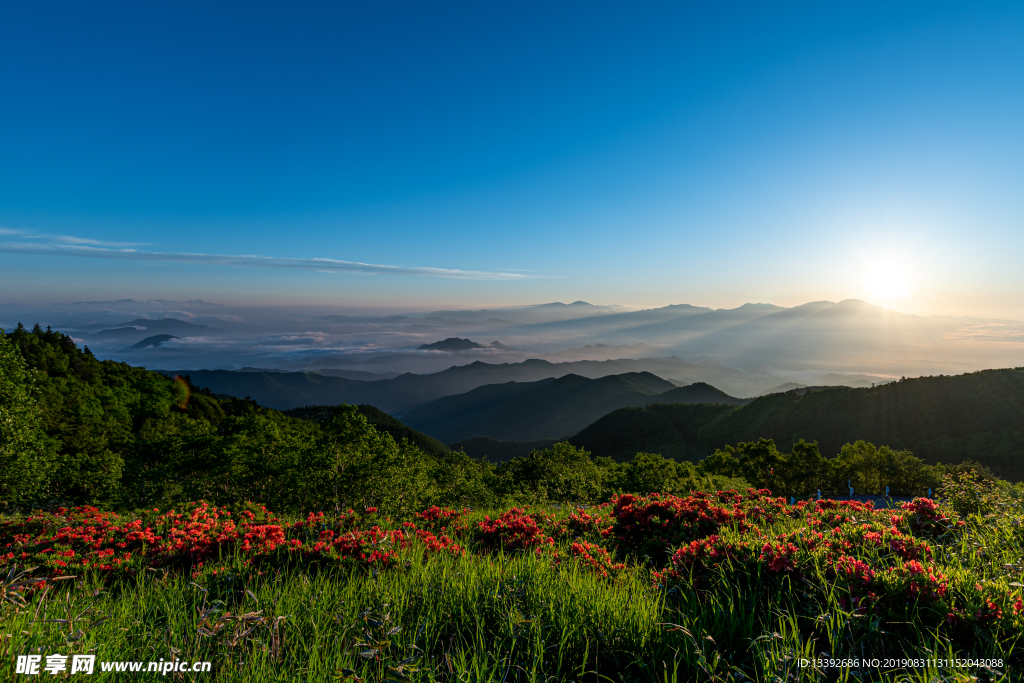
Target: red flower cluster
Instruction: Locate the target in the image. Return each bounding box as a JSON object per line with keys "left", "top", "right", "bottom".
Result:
{"left": 889, "top": 560, "right": 949, "bottom": 600}
{"left": 895, "top": 498, "right": 956, "bottom": 536}
{"left": 476, "top": 508, "right": 555, "bottom": 552}
{"left": 568, "top": 541, "right": 624, "bottom": 578}
{"left": 284, "top": 511, "right": 410, "bottom": 568}
{"left": 833, "top": 555, "right": 876, "bottom": 588}
{"left": 659, "top": 534, "right": 749, "bottom": 585}
{"left": 552, "top": 509, "right": 613, "bottom": 542}
{"left": 609, "top": 491, "right": 750, "bottom": 560}
{"left": 415, "top": 506, "right": 469, "bottom": 534}
{"left": 804, "top": 499, "right": 876, "bottom": 528}
{"left": 0, "top": 503, "right": 290, "bottom": 577}
{"left": 415, "top": 529, "right": 463, "bottom": 557}
{"left": 759, "top": 541, "right": 798, "bottom": 573}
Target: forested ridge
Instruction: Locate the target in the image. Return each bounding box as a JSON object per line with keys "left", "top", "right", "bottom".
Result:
{"left": 0, "top": 324, "right": 488, "bottom": 513}
{"left": 282, "top": 403, "right": 451, "bottom": 457}
{"left": 570, "top": 369, "right": 1024, "bottom": 479}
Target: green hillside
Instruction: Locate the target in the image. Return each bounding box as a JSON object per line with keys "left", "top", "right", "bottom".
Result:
{"left": 571, "top": 368, "right": 1024, "bottom": 478}
{"left": 283, "top": 404, "right": 450, "bottom": 457}
{"left": 0, "top": 324, "right": 489, "bottom": 513}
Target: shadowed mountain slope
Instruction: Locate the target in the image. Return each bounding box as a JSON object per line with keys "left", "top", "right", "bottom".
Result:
{"left": 654, "top": 382, "right": 749, "bottom": 406}
{"left": 398, "top": 373, "right": 747, "bottom": 443}
{"left": 568, "top": 368, "right": 1024, "bottom": 477}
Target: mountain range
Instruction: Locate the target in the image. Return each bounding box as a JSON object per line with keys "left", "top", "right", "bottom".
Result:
{"left": 175, "top": 356, "right": 768, "bottom": 411}
{"left": 12, "top": 297, "right": 1017, "bottom": 382}
{"left": 447, "top": 299, "right": 1022, "bottom": 375}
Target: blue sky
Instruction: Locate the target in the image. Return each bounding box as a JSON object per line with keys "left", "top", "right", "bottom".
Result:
{"left": 1, "top": 1, "right": 1023, "bottom": 317}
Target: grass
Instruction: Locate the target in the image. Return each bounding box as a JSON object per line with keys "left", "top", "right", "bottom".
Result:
{"left": 2, "top": 487, "right": 1022, "bottom": 681}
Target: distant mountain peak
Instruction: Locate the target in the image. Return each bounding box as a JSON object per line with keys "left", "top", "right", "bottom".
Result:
{"left": 533, "top": 301, "right": 593, "bottom": 309}
{"left": 735, "top": 302, "right": 784, "bottom": 310}
{"left": 418, "top": 338, "right": 519, "bottom": 352}
{"left": 418, "top": 338, "right": 485, "bottom": 351}
{"left": 122, "top": 334, "right": 178, "bottom": 350}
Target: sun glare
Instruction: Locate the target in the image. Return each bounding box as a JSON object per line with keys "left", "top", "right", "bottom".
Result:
{"left": 864, "top": 260, "right": 912, "bottom": 308}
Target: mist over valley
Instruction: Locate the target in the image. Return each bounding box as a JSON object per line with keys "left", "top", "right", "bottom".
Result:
{"left": 4, "top": 297, "right": 1019, "bottom": 405}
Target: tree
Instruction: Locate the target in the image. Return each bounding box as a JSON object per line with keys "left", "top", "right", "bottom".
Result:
{"left": 0, "top": 330, "right": 54, "bottom": 506}
{"left": 300, "top": 405, "right": 428, "bottom": 515}
{"left": 494, "top": 442, "right": 610, "bottom": 503}
{"left": 616, "top": 452, "right": 689, "bottom": 494}
{"left": 774, "top": 440, "right": 828, "bottom": 497}
{"left": 699, "top": 438, "right": 786, "bottom": 490}
{"left": 827, "top": 441, "right": 940, "bottom": 497}
{"left": 426, "top": 449, "right": 494, "bottom": 508}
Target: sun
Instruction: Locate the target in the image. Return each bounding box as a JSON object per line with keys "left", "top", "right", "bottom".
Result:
{"left": 864, "top": 260, "right": 912, "bottom": 307}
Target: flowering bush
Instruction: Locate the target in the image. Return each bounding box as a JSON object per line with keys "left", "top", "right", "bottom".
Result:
{"left": 415, "top": 529, "right": 464, "bottom": 557}
{"left": 475, "top": 508, "right": 555, "bottom": 552}
{"left": 893, "top": 497, "right": 959, "bottom": 537}
{"left": 641, "top": 492, "right": 1024, "bottom": 634}
{"left": 2, "top": 491, "right": 1022, "bottom": 645}
{"left": 1, "top": 503, "right": 410, "bottom": 579}
{"left": 283, "top": 510, "right": 410, "bottom": 568}
{"left": 415, "top": 506, "right": 470, "bottom": 535}
{"left": 803, "top": 498, "right": 876, "bottom": 528}
{"left": 552, "top": 509, "right": 613, "bottom": 542}
{"left": 0, "top": 503, "right": 287, "bottom": 577}
{"left": 759, "top": 540, "right": 799, "bottom": 573}
{"left": 832, "top": 555, "right": 875, "bottom": 587}
{"left": 608, "top": 491, "right": 749, "bottom": 561}
{"left": 654, "top": 534, "right": 752, "bottom": 587}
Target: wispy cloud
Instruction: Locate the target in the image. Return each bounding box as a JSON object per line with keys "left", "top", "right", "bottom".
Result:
{"left": 0, "top": 227, "right": 144, "bottom": 248}
{"left": 0, "top": 232, "right": 533, "bottom": 280}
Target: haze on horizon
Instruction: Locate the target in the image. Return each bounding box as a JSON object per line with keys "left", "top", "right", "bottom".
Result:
{"left": 2, "top": 3, "right": 1024, "bottom": 321}
{"left": 2, "top": 296, "right": 1021, "bottom": 401}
